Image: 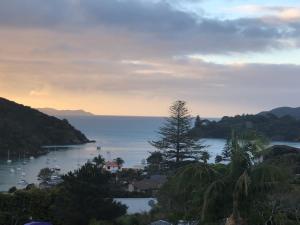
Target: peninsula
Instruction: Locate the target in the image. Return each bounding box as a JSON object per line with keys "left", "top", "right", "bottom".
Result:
{"left": 0, "top": 97, "right": 91, "bottom": 158}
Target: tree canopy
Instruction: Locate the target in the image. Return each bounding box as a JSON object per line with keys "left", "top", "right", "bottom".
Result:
{"left": 157, "top": 133, "right": 299, "bottom": 225}
{"left": 150, "top": 100, "right": 206, "bottom": 163}
{"left": 0, "top": 155, "right": 127, "bottom": 225}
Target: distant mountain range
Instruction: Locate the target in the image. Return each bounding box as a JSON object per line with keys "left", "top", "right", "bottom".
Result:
{"left": 38, "top": 108, "right": 95, "bottom": 117}
{"left": 259, "top": 107, "right": 300, "bottom": 120}
{"left": 38, "top": 106, "right": 300, "bottom": 119}
{"left": 0, "top": 98, "right": 91, "bottom": 158}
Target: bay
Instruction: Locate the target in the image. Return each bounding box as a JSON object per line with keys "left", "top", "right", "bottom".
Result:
{"left": 0, "top": 116, "right": 299, "bottom": 192}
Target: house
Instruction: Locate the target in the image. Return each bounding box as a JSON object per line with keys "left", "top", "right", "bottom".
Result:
{"left": 129, "top": 175, "right": 167, "bottom": 193}
{"left": 150, "top": 220, "right": 172, "bottom": 225}
{"left": 104, "top": 161, "right": 122, "bottom": 173}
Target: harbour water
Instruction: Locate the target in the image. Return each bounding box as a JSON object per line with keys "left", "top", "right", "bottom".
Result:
{"left": 1, "top": 116, "right": 300, "bottom": 191}
{"left": 114, "top": 198, "right": 157, "bottom": 214}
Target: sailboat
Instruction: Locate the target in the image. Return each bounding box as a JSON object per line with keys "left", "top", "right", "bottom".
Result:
{"left": 16, "top": 153, "right": 21, "bottom": 170}
{"left": 7, "top": 150, "right": 12, "bottom": 163}
{"left": 22, "top": 151, "right": 27, "bottom": 165}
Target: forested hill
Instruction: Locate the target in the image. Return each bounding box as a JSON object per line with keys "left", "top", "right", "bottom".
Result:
{"left": 0, "top": 97, "right": 91, "bottom": 157}
{"left": 259, "top": 107, "right": 300, "bottom": 120}
{"left": 191, "top": 113, "right": 300, "bottom": 141}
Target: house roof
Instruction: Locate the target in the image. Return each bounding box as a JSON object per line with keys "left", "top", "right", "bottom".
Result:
{"left": 263, "top": 145, "right": 300, "bottom": 160}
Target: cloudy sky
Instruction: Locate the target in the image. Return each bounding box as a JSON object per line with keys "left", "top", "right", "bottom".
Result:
{"left": 1, "top": 0, "right": 300, "bottom": 116}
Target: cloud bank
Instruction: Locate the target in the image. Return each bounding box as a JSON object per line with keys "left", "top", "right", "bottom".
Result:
{"left": 0, "top": 0, "right": 300, "bottom": 116}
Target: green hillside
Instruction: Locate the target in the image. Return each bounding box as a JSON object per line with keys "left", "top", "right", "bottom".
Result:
{"left": 0, "top": 97, "right": 91, "bottom": 157}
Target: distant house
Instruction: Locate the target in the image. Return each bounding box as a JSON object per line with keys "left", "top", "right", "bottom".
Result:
{"left": 129, "top": 175, "right": 167, "bottom": 193}
{"left": 150, "top": 220, "right": 172, "bottom": 225}
{"left": 104, "top": 161, "right": 122, "bottom": 173}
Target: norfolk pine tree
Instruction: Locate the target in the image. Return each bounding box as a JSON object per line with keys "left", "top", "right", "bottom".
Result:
{"left": 150, "top": 100, "right": 207, "bottom": 163}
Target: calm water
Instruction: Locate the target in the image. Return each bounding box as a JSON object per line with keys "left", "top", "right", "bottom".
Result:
{"left": 114, "top": 198, "right": 157, "bottom": 214}
{"left": 1, "top": 116, "right": 300, "bottom": 191}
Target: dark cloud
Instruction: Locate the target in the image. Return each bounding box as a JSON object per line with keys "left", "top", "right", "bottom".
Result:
{"left": 0, "top": 0, "right": 71, "bottom": 27}
{"left": 0, "top": 0, "right": 298, "bottom": 55}
{"left": 80, "top": 0, "right": 197, "bottom": 33}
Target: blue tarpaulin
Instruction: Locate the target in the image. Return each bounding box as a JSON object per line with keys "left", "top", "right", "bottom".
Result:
{"left": 24, "top": 222, "right": 52, "bottom": 225}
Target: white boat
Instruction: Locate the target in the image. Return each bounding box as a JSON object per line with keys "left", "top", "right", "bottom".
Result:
{"left": 18, "top": 179, "right": 28, "bottom": 185}
{"left": 21, "top": 171, "right": 26, "bottom": 176}
{"left": 10, "top": 168, "right": 15, "bottom": 173}
{"left": 51, "top": 175, "right": 60, "bottom": 180}
{"left": 29, "top": 156, "right": 34, "bottom": 160}
{"left": 7, "top": 150, "right": 12, "bottom": 163}
{"left": 16, "top": 167, "right": 21, "bottom": 171}
{"left": 47, "top": 175, "right": 63, "bottom": 185}
{"left": 22, "top": 152, "right": 27, "bottom": 164}
{"left": 54, "top": 165, "right": 61, "bottom": 171}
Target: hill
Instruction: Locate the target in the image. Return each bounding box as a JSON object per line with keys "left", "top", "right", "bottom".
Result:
{"left": 191, "top": 113, "right": 300, "bottom": 141}
{"left": 38, "top": 108, "right": 95, "bottom": 117}
{"left": 259, "top": 107, "right": 300, "bottom": 120}
{"left": 0, "top": 97, "right": 91, "bottom": 158}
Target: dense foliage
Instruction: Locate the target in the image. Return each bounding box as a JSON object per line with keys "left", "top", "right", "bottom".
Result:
{"left": 0, "top": 97, "right": 90, "bottom": 157}
{"left": 0, "top": 159, "right": 127, "bottom": 225}
{"left": 158, "top": 133, "right": 300, "bottom": 225}
{"left": 53, "top": 163, "right": 127, "bottom": 225}
{"left": 191, "top": 113, "right": 300, "bottom": 141}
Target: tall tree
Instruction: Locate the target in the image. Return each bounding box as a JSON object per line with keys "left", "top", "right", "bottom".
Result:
{"left": 194, "top": 115, "right": 202, "bottom": 128}
{"left": 150, "top": 100, "right": 206, "bottom": 163}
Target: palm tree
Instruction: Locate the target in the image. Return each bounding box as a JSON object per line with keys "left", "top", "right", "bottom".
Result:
{"left": 93, "top": 155, "right": 105, "bottom": 167}
{"left": 158, "top": 162, "right": 222, "bottom": 219}
{"left": 201, "top": 132, "right": 287, "bottom": 225}
{"left": 114, "top": 157, "right": 125, "bottom": 168}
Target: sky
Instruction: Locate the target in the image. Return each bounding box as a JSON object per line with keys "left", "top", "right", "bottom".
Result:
{"left": 1, "top": 0, "right": 300, "bottom": 117}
